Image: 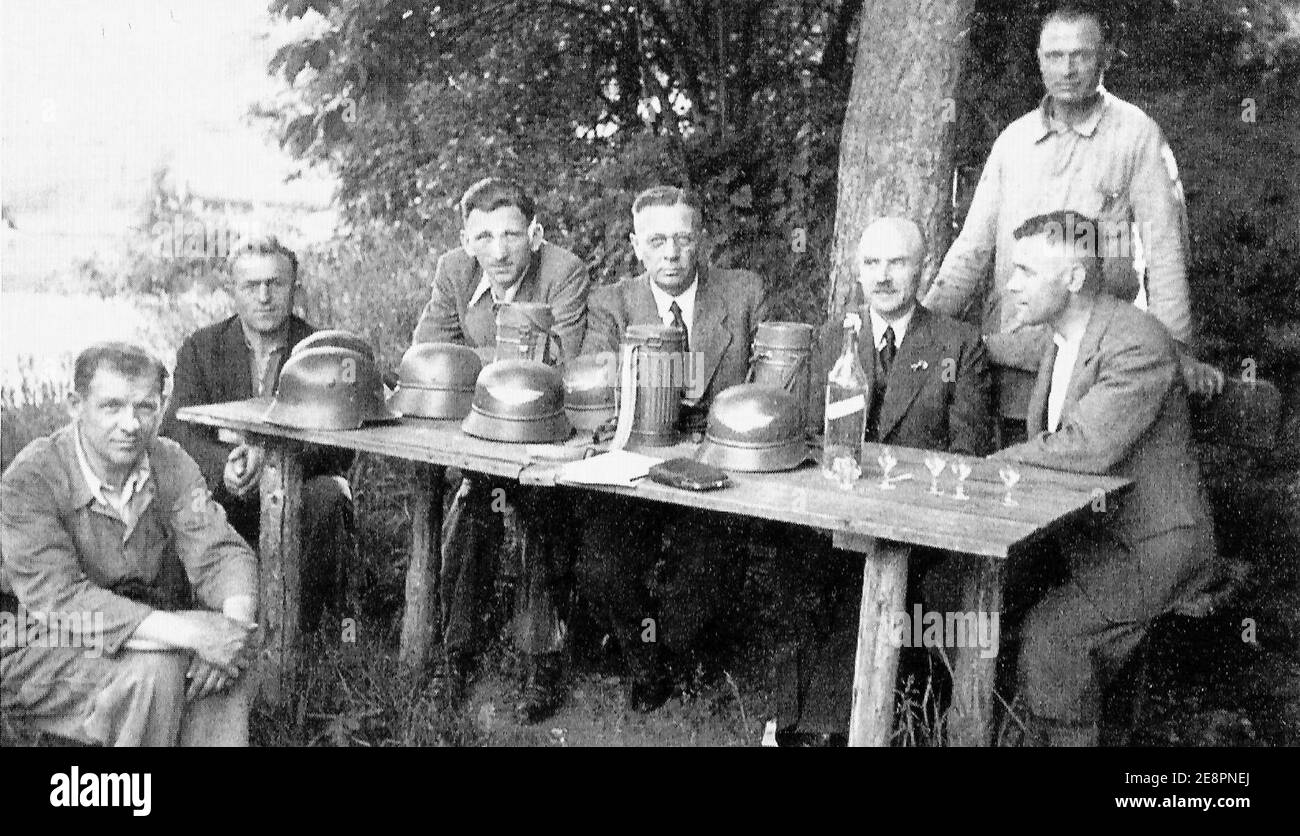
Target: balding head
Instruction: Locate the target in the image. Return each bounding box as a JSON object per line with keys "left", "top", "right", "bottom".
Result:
{"left": 856, "top": 217, "right": 926, "bottom": 320}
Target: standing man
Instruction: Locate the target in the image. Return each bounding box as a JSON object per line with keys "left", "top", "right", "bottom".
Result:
{"left": 577, "top": 185, "right": 769, "bottom": 711}
{"left": 411, "top": 178, "right": 589, "bottom": 723}
{"left": 777, "top": 217, "right": 994, "bottom": 746}
{"left": 924, "top": 2, "right": 1223, "bottom": 444}
{"left": 162, "top": 235, "right": 353, "bottom": 634}
{"left": 2, "top": 342, "right": 259, "bottom": 746}
{"left": 994, "top": 211, "right": 1218, "bottom": 746}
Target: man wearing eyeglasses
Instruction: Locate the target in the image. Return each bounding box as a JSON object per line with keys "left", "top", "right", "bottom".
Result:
{"left": 162, "top": 236, "right": 354, "bottom": 635}
{"left": 923, "top": 2, "right": 1224, "bottom": 448}
{"left": 577, "top": 185, "right": 769, "bottom": 711}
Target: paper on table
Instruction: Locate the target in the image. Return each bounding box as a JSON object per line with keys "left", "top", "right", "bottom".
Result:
{"left": 557, "top": 449, "right": 664, "bottom": 486}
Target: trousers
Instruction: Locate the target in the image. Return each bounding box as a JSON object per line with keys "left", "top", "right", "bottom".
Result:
{"left": 226, "top": 474, "right": 353, "bottom": 633}
{"left": 440, "top": 475, "right": 570, "bottom": 658}
{"left": 1, "top": 644, "right": 252, "bottom": 746}
{"left": 1017, "top": 522, "right": 1217, "bottom": 728}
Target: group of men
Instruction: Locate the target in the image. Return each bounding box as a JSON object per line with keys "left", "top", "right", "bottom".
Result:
{"left": 1, "top": 2, "right": 1222, "bottom": 747}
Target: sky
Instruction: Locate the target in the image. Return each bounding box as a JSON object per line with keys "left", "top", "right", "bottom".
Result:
{"left": 1, "top": 0, "right": 336, "bottom": 283}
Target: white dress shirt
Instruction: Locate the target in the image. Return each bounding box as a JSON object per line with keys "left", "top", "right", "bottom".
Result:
{"left": 1047, "top": 317, "right": 1089, "bottom": 432}
{"left": 649, "top": 277, "right": 698, "bottom": 339}
{"left": 868, "top": 304, "right": 916, "bottom": 357}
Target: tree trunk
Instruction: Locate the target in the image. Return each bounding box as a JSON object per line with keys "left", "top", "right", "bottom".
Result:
{"left": 827, "top": 0, "right": 976, "bottom": 313}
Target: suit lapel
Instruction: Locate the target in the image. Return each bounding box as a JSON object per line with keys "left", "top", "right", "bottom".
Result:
{"left": 628, "top": 274, "right": 660, "bottom": 325}
{"left": 689, "top": 267, "right": 730, "bottom": 400}
{"left": 876, "top": 306, "right": 935, "bottom": 440}
{"left": 221, "top": 317, "right": 255, "bottom": 400}
{"left": 1026, "top": 341, "right": 1054, "bottom": 435}
{"left": 1058, "top": 297, "right": 1115, "bottom": 424}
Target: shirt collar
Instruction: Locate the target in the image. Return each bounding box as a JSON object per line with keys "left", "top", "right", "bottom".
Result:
{"left": 868, "top": 304, "right": 916, "bottom": 349}
{"left": 649, "top": 274, "right": 699, "bottom": 326}
{"left": 73, "top": 424, "right": 151, "bottom": 508}
{"left": 469, "top": 249, "right": 539, "bottom": 308}
{"left": 240, "top": 319, "right": 290, "bottom": 355}
{"left": 1052, "top": 306, "right": 1092, "bottom": 351}
{"left": 1036, "top": 86, "right": 1110, "bottom": 141}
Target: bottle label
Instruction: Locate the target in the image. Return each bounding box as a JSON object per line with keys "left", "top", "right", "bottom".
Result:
{"left": 825, "top": 394, "right": 867, "bottom": 420}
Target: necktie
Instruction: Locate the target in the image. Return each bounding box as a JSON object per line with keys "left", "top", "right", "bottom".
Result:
{"left": 669, "top": 300, "right": 690, "bottom": 353}
{"left": 879, "top": 325, "right": 896, "bottom": 376}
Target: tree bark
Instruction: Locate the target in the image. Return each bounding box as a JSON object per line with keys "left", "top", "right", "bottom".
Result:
{"left": 827, "top": 0, "right": 975, "bottom": 313}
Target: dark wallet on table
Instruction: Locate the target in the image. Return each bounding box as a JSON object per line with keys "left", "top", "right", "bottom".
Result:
{"left": 648, "top": 457, "right": 732, "bottom": 491}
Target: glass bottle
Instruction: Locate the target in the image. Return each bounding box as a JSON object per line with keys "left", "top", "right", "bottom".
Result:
{"left": 822, "top": 294, "right": 871, "bottom": 485}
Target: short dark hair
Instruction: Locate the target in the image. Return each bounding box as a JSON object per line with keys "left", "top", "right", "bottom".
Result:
{"left": 1012, "top": 210, "right": 1104, "bottom": 292}
{"left": 1040, "top": 1, "right": 1111, "bottom": 43}
{"left": 632, "top": 185, "right": 704, "bottom": 222}
{"left": 229, "top": 234, "right": 299, "bottom": 280}
{"left": 459, "top": 177, "right": 536, "bottom": 224}
{"left": 74, "top": 342, "right": 169, "bottom": 397}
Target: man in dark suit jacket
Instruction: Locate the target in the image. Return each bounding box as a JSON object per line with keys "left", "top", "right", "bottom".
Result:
{"left": 161, "top": 236, "right": 353, "bottom": 634}
{"left": 775, "top": 217, "right": 995, "bottom": 745}
{"left": 410, "top": 178, "right": 590, "bottom": 723}
{"left": 993, "top": 210, "right": 1217, "bottom": 746}
{"left": 576, "top": 186, "right": 770, "bottom": 711}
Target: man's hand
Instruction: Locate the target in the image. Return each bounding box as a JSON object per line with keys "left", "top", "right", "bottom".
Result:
{"left": 186, "top": 657, "right": 234, "bottom": 702}
{"left": 1179, "top": 352, "right": 1226, "bottom": 399}
{"left": 179, "top": 610, "right": 258, "bottom": 677}
{"left": 222, "top": 443, "right": 266, "bottom": 498}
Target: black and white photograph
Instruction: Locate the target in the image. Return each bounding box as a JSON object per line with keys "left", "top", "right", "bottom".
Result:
{"left": 1, "top": 0, "right": 1296, "bottom": 794}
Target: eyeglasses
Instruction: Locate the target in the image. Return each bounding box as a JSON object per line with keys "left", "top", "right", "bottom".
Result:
{"left": 644, "top": 233, "right": 701, "bottom": 251}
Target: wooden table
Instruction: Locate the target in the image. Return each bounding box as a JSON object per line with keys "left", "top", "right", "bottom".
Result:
{"left": 178, "top": 398, "right": 1129, "bottom": 746}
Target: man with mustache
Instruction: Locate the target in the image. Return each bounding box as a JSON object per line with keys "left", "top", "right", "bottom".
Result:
{"left": 775, "top": 217, "right": 993, "bottom": 745}
{"left": 923, "top": 2, "right": 1224, "bottom": 447}
{"left": 412, "top": 177, "right": 590, "bottom": 723}
{"left": 2, "top": 342, "right": 259, "bottom": 745}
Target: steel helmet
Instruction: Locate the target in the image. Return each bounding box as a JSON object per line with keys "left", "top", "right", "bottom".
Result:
{"left": 263, "top": 346, "right": 399, "bottom": 430}
{"left": 388, "top": 342, "right": 483, "bottom": 419}
{"left": 291, "top": 329, "right": 375, "bottom": 360}
{"left": 462, "top": 359, "right": 572, "bottom": 443}
{"left": 695, "top": 383, "right": 810, "bottom": 472}
{"left": 563, "top": 352, "right": 618, "bottom": 431}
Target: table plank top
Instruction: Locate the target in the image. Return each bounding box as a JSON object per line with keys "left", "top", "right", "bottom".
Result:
{"left": 178, "top": 399, "right": 1131, "bottom": 558}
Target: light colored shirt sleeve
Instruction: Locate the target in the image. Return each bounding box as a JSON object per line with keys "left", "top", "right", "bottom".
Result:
{"left": 1128, "top": 121, "right": 1194, "bottom": 347}
{"left": 924, "top": 140, "right": 1003, "bottom": 318}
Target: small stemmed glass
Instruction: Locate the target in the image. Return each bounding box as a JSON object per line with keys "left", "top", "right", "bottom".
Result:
{"left": 951, "top": 457, "right": 973, "bottom": 501}
{"left": 923, "top": 453, "right": 947, "bottom": 496}
{"left": 998, "top": 464, "right": 1022, "bottom": 507}
{"left": 877, "top": 446, "right": 899, "bottom": 490}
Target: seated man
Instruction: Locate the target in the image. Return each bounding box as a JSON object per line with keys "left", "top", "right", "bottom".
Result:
{"left": 993, "top": 210, "right": 1218, "bottom": 746}
{"left": 162, "top": 235, "right": 353, "bottom": 634}
{"left": 411, "top": 177, "right": 589, "bottom": 722}
{"left": 577, "top": 185, "right": 769, "bottom": 710}
{"left": 775, "top": 217, "right": 994, "bottom": 745}
{"left": 1, "top": 342, "right": 259, "bottom": 746}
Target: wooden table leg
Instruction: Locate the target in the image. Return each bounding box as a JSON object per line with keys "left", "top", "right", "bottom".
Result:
{"left": 258, "top": 441, "right": 304, "bottom": 709}
{"left": 945, "top": 555, "right": 1003, "bottom": 747}
{"left": 400, "top": 464, "right": 444, "bottom": 669}
{"left": 836, "top": 532, "right": 911, "bottom": 747}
